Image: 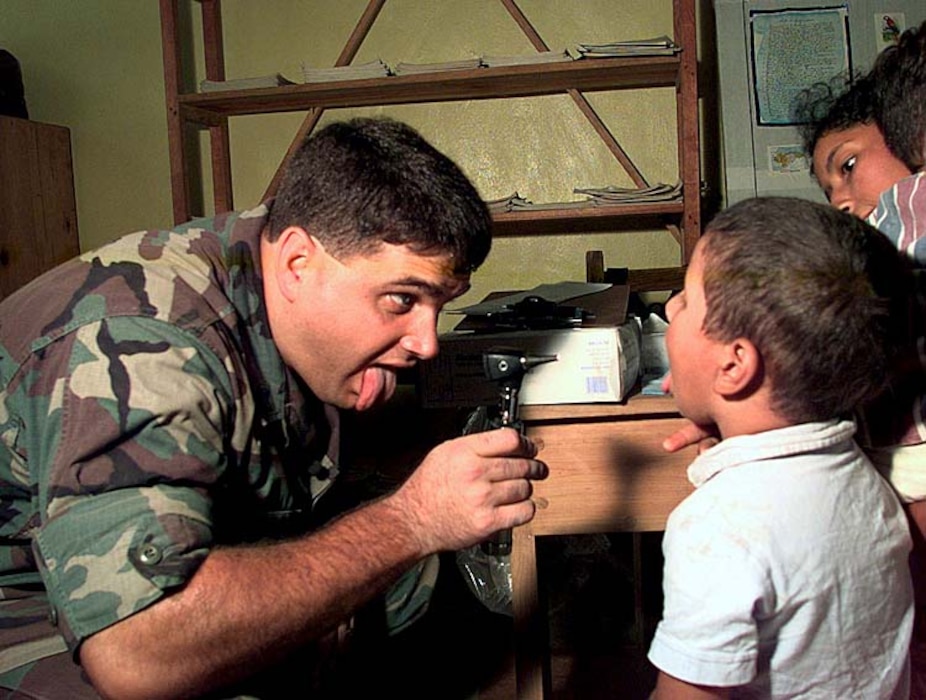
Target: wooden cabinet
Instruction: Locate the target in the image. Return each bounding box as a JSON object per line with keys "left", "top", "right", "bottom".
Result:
{"left": 0, "top": 116, "right": 80, "bottom": 301}
{"left": 158, "top": 0, "right": 702, "bottom": 278}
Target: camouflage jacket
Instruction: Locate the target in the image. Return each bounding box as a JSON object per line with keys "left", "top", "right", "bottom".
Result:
{"left": 0, "top": 203, "right": 341, "bottom": 653}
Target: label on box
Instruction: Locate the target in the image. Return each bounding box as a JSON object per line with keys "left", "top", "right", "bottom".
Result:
{"left": 419, "top": 322, "right": 641, "bottom": 408}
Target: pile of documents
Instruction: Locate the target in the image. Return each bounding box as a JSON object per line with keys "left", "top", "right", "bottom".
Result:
{"left": 485, "top": 192, "right": 534, "bottom": 213}
{"left": 393, "top": 50, "right": 573, "bottom": 76}
{"left": 392, "top": 57, "right": 484, "bottom": 76}
{"left": 576, "top": 36, "right": 680, "bottom": 58}
{"left": 301, "top": 59, "right": 393, "bottom": 82}
{"left": 480, "top": 50, "right": 574, "bottom": 68}
{"left": 573, "top": 181, "right": 683, "bottom": 204}
{"left": 200, "top": 73, "right": 296, "bottom": 92}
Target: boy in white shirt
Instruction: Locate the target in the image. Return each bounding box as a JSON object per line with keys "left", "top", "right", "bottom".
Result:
{"left": 648, "top": 197, "right": 915, "bottom": 699}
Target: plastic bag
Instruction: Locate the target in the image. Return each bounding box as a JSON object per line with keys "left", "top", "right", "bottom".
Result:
{"left": 455, "top": 405, "right": 514, "bottom": 616}
{"left": 456, "top": 543, "right": 512, "bottom": 616}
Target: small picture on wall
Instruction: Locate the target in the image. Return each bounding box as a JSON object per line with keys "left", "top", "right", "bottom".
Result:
{"left": 768, "top": 145, "right": 810, "bottom": 174}
{"left": 875, "top": 13, "right": 906, "bottom": 52}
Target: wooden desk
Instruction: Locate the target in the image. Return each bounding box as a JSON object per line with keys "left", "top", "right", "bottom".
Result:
{"left": 512, "top": 395, "right": 697, "bottom": 699}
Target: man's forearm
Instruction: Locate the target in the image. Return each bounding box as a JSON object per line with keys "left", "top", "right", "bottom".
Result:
{"left": 79, "top": 494, "right": 426, "bottom": 700}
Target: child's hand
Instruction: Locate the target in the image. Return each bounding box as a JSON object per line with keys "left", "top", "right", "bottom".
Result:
{"left": 663, "top": 420, "right": 719, "bottom": 454}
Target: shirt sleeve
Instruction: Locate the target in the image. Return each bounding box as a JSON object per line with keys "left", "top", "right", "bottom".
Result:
{"left": 648, "top": 500, "right": 768, "bottom": 687}
{"left": 27, "top": 316, "right": 235, "bottom": 651}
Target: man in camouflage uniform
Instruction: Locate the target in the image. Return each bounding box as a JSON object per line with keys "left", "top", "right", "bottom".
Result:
{"left": 0, "top": 118, "right": 548, "bottom": 698}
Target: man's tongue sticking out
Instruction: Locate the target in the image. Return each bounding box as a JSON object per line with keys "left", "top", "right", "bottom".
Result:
{"left": 355, "top": 366, "right": 395, "bottom": 411}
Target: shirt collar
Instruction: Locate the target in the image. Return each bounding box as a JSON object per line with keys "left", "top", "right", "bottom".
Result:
{"left": 222, "top": 202, "right": 293, "bottom": 429}
{"left": 687, "top": 419, "right": 858, "bottom": 488}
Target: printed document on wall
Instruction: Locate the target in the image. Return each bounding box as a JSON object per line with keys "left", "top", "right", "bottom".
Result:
{"left": 750, "top": 6, "right": 850, "bottom": 125}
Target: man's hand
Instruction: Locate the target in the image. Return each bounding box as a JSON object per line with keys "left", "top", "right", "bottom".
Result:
{"left": 390, "top": 427, "right": 548, "bottom": 554}
{"left": 80, "top": 430, "right": 545, "bottom": 699}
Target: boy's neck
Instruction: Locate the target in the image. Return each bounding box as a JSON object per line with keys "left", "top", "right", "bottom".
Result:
{"left": 713, "top": 392, "right": 792, "bottom": 441}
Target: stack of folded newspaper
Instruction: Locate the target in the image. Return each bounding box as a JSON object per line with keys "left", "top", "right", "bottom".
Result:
{"left": 573, "top": 181, "right": 683, "bottom": 204}
{"left": 392, "top": 57, "right": 483, "bottom": 76}
{"left": 394, "top": 49, "right": 573, "bottom": 76}
{"left": 480, "top": 49, "right": 574, "bottom": 68}
{"left": 301, "top": 59, "right": 392, "bottom": 82}
{"left": 200, "top": 73, "right": 296, "bottom": 92}
{"left": 485, "top": 192, "right": 534, "bottom": 213}
{"left": 576, "top": 36, "right": 680, "bottom": 58}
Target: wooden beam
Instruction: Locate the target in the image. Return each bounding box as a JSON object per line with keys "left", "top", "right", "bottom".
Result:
{"left": 200, "top": 0, "right": 234, "bottom": 213}
{"left": 261, "top": 0, "right": 387, "bottom": 201}
{"left": 499, "top": 0, "right": 649, "bottom": 188}
{"left": 159, "top": 0, "right": 191, "bottom": 224}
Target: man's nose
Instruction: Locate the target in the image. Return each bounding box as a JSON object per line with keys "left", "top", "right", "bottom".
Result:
{"left": 666, "top": 294, "right": 680, "bottom": 322}
{"left": 400, "top": 312, "right": 439, "bottom": 360}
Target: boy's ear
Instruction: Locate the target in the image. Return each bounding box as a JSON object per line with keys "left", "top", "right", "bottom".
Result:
{"left": 273, "top": 226, "right": 318, "bottom": 302}
{"left": 714, "top": 338, "right": 762, "bottom": 397}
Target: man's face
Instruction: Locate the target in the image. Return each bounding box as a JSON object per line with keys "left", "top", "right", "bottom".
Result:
{"left": 664, "top": 243, "right": 722, "bottom": 425}
{"left": 274, "top": 240, "right": 470, "bottom": 411}
{"left": 812, "top": 122, "right": 911, "bottom": 219}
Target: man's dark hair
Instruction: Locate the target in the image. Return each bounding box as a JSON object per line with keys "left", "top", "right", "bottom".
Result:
{"left": 269, "top": 117, "right": 492, "bottom": 274}
{"left": 792, "top": 74, "right": 877, "bottom": 175}
{"left": 699, "top": 197, "right": 914, "bottom": 424}
{"left": 870, "top": 20, "right": 926, "bottom": 172}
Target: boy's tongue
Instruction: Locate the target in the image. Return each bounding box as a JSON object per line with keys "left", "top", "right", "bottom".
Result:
{"left": 356, "top": 366, "right": 395, "bottom": 411}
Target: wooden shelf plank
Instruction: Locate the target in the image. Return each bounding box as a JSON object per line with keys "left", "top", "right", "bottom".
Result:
{"left": 491, "top": 200, "right": 684, "bottom": 236}
{"left": 179, "top": 56, "right": 680, "bottom": 119}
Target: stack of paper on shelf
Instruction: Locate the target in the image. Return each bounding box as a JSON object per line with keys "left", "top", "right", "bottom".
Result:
{"left": 576, "top": 36, "right": 680, "bottom": 58}
{"left": 510, "top": 200, "right": 597, "bottom": 210}
{"left": 392, "top": 57, "right": 484, "bottom": 75}
{"left": 300, "top": 59, "right": 392, "bottom": 83}
{"left": 485, "top": 192, "right": 533, "bottom": 213}
{"left": 200, "top": 73, "right": 295, "bottom": 92}
{"left": 574, "top": 181, "right": 683, "bottom": 204}
{"left": 481, "top": 49, "right": 574, "bottom": 67}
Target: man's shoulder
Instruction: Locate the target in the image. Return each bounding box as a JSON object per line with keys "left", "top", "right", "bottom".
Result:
{"left": 0, "top": 224, "right": 240, "bottom": 370}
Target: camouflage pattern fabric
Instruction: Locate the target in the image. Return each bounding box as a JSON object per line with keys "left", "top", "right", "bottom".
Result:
{"left": 0, "top": 203, "right": 435, "bottom": 686}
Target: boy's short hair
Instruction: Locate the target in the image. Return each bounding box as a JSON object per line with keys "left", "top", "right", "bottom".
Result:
{"left": 699, "top": 197, "right": 914, "bottom": 424}
{"left": 269, "top": 117, "right": 492, "bottom": 275}
{"left": 870, "top": 20, "right": 926, "bottom": 172}
{"left": 792, "top": 74, "right": 877, "bottom": 173}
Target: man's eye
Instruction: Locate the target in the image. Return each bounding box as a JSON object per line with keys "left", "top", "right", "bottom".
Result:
{"left": 387, "top": 292, "right": 415, "bottom": 312}
{"left": 841, "top": 155, "right": 857, "bottom": 175}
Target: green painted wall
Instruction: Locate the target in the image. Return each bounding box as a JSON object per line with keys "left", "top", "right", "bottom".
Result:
{"left": 2, "top": 0, "right": 700, "bottom": 324}
{"left": 0, "top": 1, "right": 170, "bottom": 245}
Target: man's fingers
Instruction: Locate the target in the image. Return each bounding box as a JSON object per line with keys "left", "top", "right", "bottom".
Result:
{"left": 490, "top": 476, "right": 534, "bottom": 506}
{"left": 487, "top": 456, "right": 548, "bottom": 483}
{"left": 470, "top": 427, "right": 542, "bottom": 458}
{"left": 493, "top": 499, "right": 538, "bottom": 530}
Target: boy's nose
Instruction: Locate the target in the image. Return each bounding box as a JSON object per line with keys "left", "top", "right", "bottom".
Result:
{"left": 829, "top": 187, "right": 855, "bottom": 216}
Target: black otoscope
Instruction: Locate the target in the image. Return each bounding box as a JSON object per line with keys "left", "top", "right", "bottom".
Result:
{"left": 478, "top": 349, "right": 558, "bottom": 555}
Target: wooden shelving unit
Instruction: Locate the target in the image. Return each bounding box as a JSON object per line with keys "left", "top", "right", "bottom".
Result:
{"left": 159, "top": 0, "right": 701, "bottom": 276}
{"left": 0, "top": 116, "right": 80, "bottom": 301}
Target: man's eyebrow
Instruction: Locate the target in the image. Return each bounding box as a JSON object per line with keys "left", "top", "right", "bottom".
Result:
{"left": 390, "top": 276, "right": 465, "bottom": 298}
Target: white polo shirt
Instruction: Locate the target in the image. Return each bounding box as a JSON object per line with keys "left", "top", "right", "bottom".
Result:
{"left": 648, "top": 420, "right": 913, "bottom": 698}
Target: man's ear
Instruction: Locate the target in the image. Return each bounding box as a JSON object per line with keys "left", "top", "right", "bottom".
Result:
{"left": 714, "top": 338, "right": 762, "bottom": 398}
{"left": 272, "top": 226, "right": 318, "bottom": 303}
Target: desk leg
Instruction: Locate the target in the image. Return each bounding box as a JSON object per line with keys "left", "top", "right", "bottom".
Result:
{"left": 511, "top": 525, "right": 549, "bottom": 699}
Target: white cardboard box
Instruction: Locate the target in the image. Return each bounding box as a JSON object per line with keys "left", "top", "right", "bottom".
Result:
{"left": 419, "top": 321, "right": 641, "bottom": 408}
